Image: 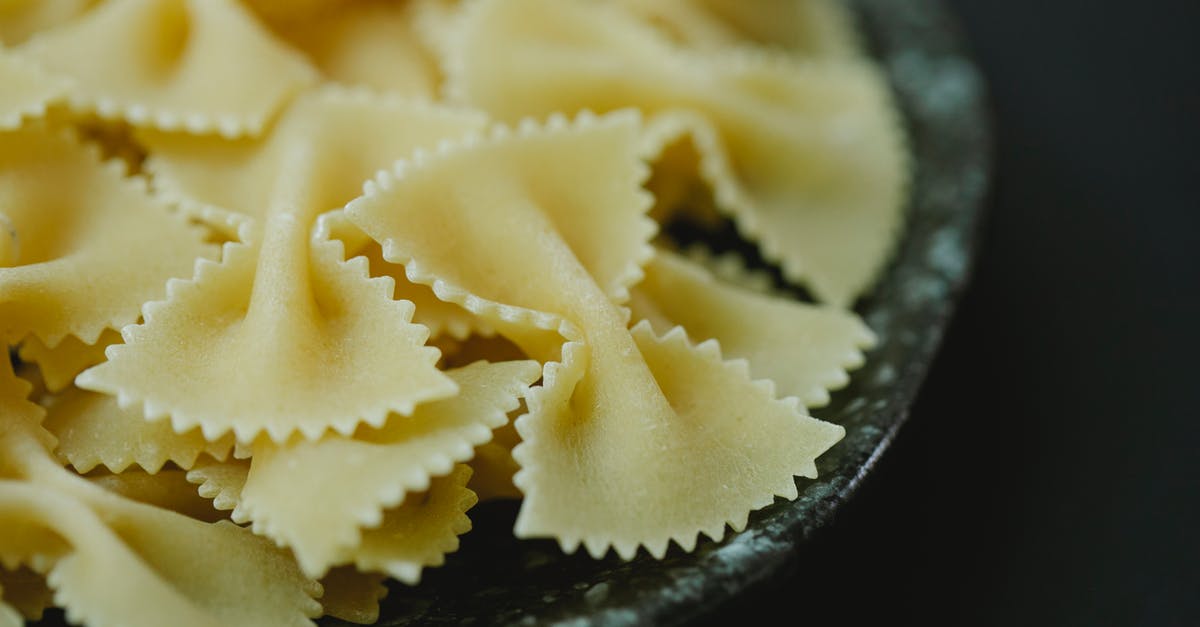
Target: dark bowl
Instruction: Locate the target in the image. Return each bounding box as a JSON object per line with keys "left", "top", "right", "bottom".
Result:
{"left": 339, "top": 0, "right": 991, "bottom": 624}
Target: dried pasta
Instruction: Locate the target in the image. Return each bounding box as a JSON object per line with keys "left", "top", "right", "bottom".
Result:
{"left": 631, "top": 248, "right": 876, "bottom": 407}
{"left": 612, "top": 0, "right": 862, "bottom": 57}
{"left": 0, "top": 124, "right": 216, "bottom": 347}
{"left": 11, "top": 0, "right": 318, "bottom": 137}
{"left": 0, "top": 49, "right": 66, "bottom": 130}
{"left": 442, "top": 0, "right": 908, "bottom": 305}
{"left": 0, "top": 0, "right": 909, "bottom": 625}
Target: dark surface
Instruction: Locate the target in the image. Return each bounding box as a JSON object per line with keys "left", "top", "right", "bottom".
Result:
{"left": 710, "top": 1, "right": 1200, "bottom": 626}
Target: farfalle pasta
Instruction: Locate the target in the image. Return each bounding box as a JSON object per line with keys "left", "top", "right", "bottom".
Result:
{"left": 78, "top": 88, "right": 480, "bottom": 443}
{"left": 613, "top": 0, "right": 862, "bottom": 57}
{"left": 441, "top": 0, "right": 908, "bottom": 306}
{"left": 11, "top": 0, "right": 317, "bottom": 137}
{"left": 0, "top": 1, "right": 908, "bottom": 625}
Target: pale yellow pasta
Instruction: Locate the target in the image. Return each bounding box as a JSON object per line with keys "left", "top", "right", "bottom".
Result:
{"left": 325, "top": 213, "right": 493, "bottom": 341}
{"left": 0, "top": 486, "right": 320, "bottom": 627}
{"left": 238, "top": 361, "right": 538, "bottom": 578}
{"left": 188, "top": 464, "right": 481, "bottom": 587}
{"left": 15, "top": 0, "right": 318, "bottom": 137}
{"left": 352, "top": 465, "right": 477, "bottom": 584}
{"left": 86, "top": 469, "right": 226, "bottom": 523}
{"left": 408, "top": 0, "right": 464, "bottom": 68}
{"left": 631, "top": 248, "right": 876, "bottom": 407}
{"left": 186, "top": 458, "right": 250, "bottom": 517}
{"left": 78, "top": 90, "right": 491, "bottom": 443}
{"left": 0, "top": 362, "right": 322, "bottom": 627}
{"left": 18, "top": 329, "right": 120, "bottom": 393}
{"left": 0, "top": 124, "right": 216, "bottom": 348}
{"left": 348, "top": 111, "right": 657, "bottom": 314}
{"left": 42, "top": 385, "right": 234, "bottom": 473}
{"left": 0, "top": 48, "right": 66, "bottom": 130}
{"left": 611, "top": 0, "right": 861, "bottom": 57}
{"left": 76, "top": 235, "right": 454, "bottom": 443}
{"left": 318, "top": 567, "right": 388, "bottom": 626}
{"left": 139, "top": 87, "right": 486, "bottom": 238}
{"left": 468, "top": 425, "right": 525, "bottom": 502}
{"left": 189, "top": 460, "right": 480, "bottom": 586}
{"left": 0, "top": 362, "right": 53, "bottom": 480}
{"left": 347, "top": 112, "right": 844, "bottom": 559}
{"left": 0, "top": 0, "right": 907, "bottom": 620}
{"left": 266, "top": 0, "right": 442, "bottom": 98}
{"left": 681, "top": 244, "right": 780, "bottom": 295}
{"left": 446, "top": 0, "right": 908, "bottom": 306}
{"left": 361, "top": 240, "right": 494, "bottom": 340}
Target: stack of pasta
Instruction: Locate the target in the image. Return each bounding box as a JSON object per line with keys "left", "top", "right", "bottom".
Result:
{"left": 0, "top": 0, "right": 907, "bottom": 624}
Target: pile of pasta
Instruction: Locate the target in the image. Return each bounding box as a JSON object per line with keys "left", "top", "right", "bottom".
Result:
{"left": 0, "top": 0, "right": 907, "bottom": 625}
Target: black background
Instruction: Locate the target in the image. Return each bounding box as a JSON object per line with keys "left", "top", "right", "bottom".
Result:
{"left": 711, "top": 1, "right": 1200, "bottom": 625}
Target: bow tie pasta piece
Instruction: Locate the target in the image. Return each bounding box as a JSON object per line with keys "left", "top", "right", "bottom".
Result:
{"left": 668, "top": 56, "right": 908, "bottom": 307}
{"left": 13, "top": 0, "right": 317, "bottom": 137}
{"left": 139, "top": 87, "right": 487, "bottom": 239}
{"left": 352, "top": 465, "right": 477, "bottom": 585}
{"left": 611, "top": 0, "right": 860, "bottom": 57}
{"left": 42, "top": 386, "right": 233, "bottom": 474}
{"left": 260, "top": 0, "right": 443, "bottom": 98}
{"left": 446, "top": 0, "right": 908, "bottom": 306}
{"left": 513, "top": 322, "right": 845, "bottom": 559}
{"left": 18, "top": 329, "right": 120, "bottom": 393}
{"left": 0, "top": 125, "right": 217, "bottom": 348}
{"left": 236, "top": 360, "right": 539, "bottom": 578}
{"left": 188, "top": 458, "right": 479, "bottom": 587}
{"left": 347, "top": 111, "right": 657, "bottom": 315}
{"left": 0, "top": 48, "right": 66, "bottom": 129}
{"left": 631, "top": 248, "right": 875, "bottom": 408}
{"left": 0, "top": 379, "right": 322, "bottom": 627}
{"left": 318, "top": 567, "right": 388, "bottom": 626}
{"left": 0, "top": 485, "right": 322, "bottom": 627}
{"left": 81, "top": 505, "right": 320, "bottom": 627}
{"left": 443, "top": 0, "right": 680, "bottom": 116}
{"left": 76, "top": 235, "right": 454, "bottom": 443}
{"left": 78, "top": 90, "right": 492, "bottom": 443}
{"left": 346, "top": 112, "right": 844, "bottom": 559}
